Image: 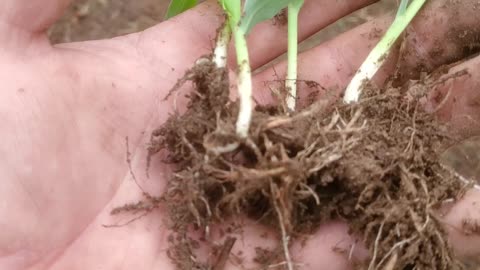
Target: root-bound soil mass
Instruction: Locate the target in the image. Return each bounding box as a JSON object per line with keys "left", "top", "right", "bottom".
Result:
{"left": 135, "top": 58, "right": 467, "bottom": 269}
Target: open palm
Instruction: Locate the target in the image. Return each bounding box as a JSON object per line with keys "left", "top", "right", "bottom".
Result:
{"left": 1, "top": 0, "right": 480, "bottom": 269}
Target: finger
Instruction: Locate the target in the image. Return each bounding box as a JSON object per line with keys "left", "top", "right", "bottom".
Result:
{"left": 240, "top": 0, "right": 379, "bottom": 69}
{"left": 394, "top": 0, "right": 480, "bottom": 84}
{"left": 0, "top": 0, "right": 72, "bottom": 51}
{"left": 0, "top": 0, "right": 72, "bottom": 33}
{"left": 289, "top": 189, "right": 480, "bottom": 269}
{"left": 252, "top": 16, "right": 394, "bottom": 106}
{"left": 137, "top": 0, "right": 379, "bottom": 74}
{"left": 222, "top": 221, "right": 367, "bottom": 270}
{"left": 441, "top": 189, "right": 480, "bottom": 261}
{"left": 291, "top": 222, "right": 368, "bottom": 270}
{"left": 252, "top": 0, "right": 480, "bottom": 108}
{"left": 422, "top": 54, "right": 480, "bottom": 137}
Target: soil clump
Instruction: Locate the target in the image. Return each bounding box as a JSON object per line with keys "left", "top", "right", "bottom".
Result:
{"left": 141, "top": 58, "right": 466, "bottom": 269}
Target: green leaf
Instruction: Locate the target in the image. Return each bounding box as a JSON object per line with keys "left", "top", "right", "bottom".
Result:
{"left": 165, "top": 0, "right": 198, "bottom": 19}
{"left": 218, "top": 0, "right": 242, "bottom": 30}
{"left": 396, "top": 0, "right": 409, "bottom": 17}
{"left": 240, "top": 0, "right": 291, "bottom": 34}
{"left": 290, "top": 0, "right": 304, "bottom": 10}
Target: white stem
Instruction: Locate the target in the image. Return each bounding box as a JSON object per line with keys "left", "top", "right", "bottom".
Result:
{"left": 285, "top": 3, "right": 301, "bottom": 111}
{"left": 233, "top": 28, "right": 253, "bottom": 138}
{"left": 343, "top": 48, "right": 385, "bottom": 103}
{"left": 236, "top": 60, "right": 253, "bottom": 138}
{"left": 213, "top": 24, "right": 231, "bottom": 68}
{"left": 285, "top": 80, "right": 297, "bottom": 112}
{"left": 343, "top": 0, "right": 427, "bottom": 104}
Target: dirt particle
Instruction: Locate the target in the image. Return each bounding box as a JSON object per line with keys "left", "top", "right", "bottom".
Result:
{"left": 273, "top": 8, "right": 288, "bottom": 26}
{"left": 368, "top": 27, "right": 383, "bottom": 40}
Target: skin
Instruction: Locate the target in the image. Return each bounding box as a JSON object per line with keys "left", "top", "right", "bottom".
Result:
{"left": 1, "top": 0, "right": 480, "bottom": 269}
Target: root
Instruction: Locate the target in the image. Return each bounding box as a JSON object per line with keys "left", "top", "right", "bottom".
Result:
{"left": 272, "top": 185, "right": 294, "bottom": 270}
{"left": 368, "top": 221, "right": 385, "bottom": 270}
{"left": 441, "top": 163, "right": 480, "bottom": 190}
{"left": 102, "top": 211, "right": 150, "bottom": 228}
{"left": 431, "top": 83, "right": 453, "bottom": 114}
{"left": 146, "top": 73, "right": 465, "bottom": 269}
{"left": 382, "top": 252, "right": 398, "bottom": 270}
{"left": 104, "top": 192, "right": 161, "bottom": 228}
{"left": 212, "top": 237, "right": 236, "bottom": 270}
{"left": 376, "top": 236, "right": 417, "bottom": 269}
{"left": 125, "top": 137, "right": 146, "bottom": 193}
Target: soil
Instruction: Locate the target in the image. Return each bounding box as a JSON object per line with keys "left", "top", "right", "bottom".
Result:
{"left": 139, "top": 54, "right": 467, "bottom": 269}
{"left": 48, "top": 1, "right": 480, "bottom": 269}
{"left": 48, "top": 0, "right": 170, "bottom": 43}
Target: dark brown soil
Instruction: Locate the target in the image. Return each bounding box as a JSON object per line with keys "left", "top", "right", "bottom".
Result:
{"left": 138, "top": 55, "right": 467, "bottom": 269}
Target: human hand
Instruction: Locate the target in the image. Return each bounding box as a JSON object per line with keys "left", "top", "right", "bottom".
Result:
{"left": 1, "top": 0, "right": 479, "bottom": 270}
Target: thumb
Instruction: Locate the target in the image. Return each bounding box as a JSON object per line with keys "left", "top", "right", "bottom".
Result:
{"left": 0, "top": 0, "right": 71, "bottom": 48}
{"left": 0, "top": 0, "right": 71, "bottom": 33}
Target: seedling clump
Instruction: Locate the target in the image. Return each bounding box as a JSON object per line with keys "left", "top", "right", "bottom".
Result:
{"left": 114, "top": 0, "right": 471, "bottom": 269}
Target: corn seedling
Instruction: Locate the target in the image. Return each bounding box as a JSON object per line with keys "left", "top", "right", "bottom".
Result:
{"left": 286, "top": 0, "right": 304, "bottom": 111}
{"left": 166, "top": 0, "right": 304, "bottom": 135}
{"left": 343, "top": 0, "right": 427, "bottom": 104}
{"left": 219, "top": 0, "right": 297, "bottom": 138}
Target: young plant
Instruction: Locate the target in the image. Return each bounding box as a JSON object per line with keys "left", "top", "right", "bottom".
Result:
{"left": 169, "top": 0, "right": 303, "bottom": 137}
{"left": 343, "top": 0, "right": 427, "bottom": 103}
{"left": 220, "top": 0, "right": 294, "bottom": 138}
{"left": 165, "top": 0, "right": 198, "bottom": 19}
{"left": 219, "top": 0, "right": 252, "bottom": 138}
{"left": 285, "top": 0, "right": 304, "bottom": 111}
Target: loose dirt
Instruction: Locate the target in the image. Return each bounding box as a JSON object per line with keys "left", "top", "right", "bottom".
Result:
{"left": 138, "top": 54, "right": 468, "bottom": 269}
{"left": 48, "top": 0, "right": 170, "bottom": 43}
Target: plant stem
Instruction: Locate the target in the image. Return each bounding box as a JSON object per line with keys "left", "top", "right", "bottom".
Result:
{"left": 343, "top": 0, "right": 427, "bottom": 104}
{"left": 234, "top": 28, "right": 253, "bottom": 138}
{"left": 285, "top": 2, "right": 303, "bottom": 111}
{"left": 217, "top": 0, "right": 252, "bottom": 138}
{"left": 213, "top": 23, "right": 231, "bottom": 68}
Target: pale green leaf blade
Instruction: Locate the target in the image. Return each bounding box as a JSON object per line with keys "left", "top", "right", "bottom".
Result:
{"left": 240, "top": 0, "right": 291, "bottom": 34}
{"left": 219, "top": 0, "right": 242, "bottom": 29}
{"left": 165, "top": 0, "right": 198, "bottom": 19}
{"left": 396, "top": 0, "right": 409, "bottom": 17}
{"left": 290, "top": 0, "right": 304, "bottom": 10}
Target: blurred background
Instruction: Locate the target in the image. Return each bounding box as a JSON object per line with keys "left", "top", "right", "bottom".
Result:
{"left": 47, "top": 0, "right": 395, "bottom": 44}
